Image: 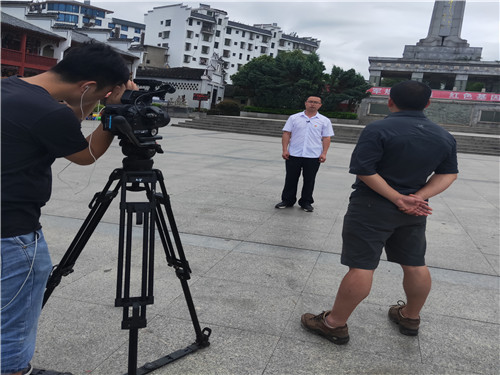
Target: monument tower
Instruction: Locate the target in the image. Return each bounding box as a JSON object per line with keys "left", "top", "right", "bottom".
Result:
{"left": 368, "top": 0, "right": 499, "bottom": 92}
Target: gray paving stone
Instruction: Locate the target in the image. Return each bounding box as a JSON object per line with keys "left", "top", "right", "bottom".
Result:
{"left": 30, "top": 123, "right": 499, "bottom": 375}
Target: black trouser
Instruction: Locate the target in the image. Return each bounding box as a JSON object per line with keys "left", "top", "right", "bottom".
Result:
{"left": 281, "top": 156, "right": 321, "bottom": 206}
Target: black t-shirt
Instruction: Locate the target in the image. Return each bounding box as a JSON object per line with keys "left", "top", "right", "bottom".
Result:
{"left": 349, "top": 111, "right": 458, "bottom": 196}
{"left": 1, "top": 76, "right": 89, "bottom": 237}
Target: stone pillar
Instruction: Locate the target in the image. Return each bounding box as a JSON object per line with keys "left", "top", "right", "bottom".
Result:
{"left": 369, "top": 71, "right": 381, "bottom": 86}
{"left": 454, "top": 74, "right": 468, "bottom": 91}
{"left": 411, "top": 72, "right": 424, "bottom": 82}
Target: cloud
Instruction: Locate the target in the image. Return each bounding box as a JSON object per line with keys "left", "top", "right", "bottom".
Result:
{"left": 95, "top": 1, "right": 500, "bottom": 77}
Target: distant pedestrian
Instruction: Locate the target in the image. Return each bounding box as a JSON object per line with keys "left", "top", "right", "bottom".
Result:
{"left": 301, "top": 80, "right": 458, "bottom": 344}
{"left": 275, "top": 96, "right": 334, "bottom": 212}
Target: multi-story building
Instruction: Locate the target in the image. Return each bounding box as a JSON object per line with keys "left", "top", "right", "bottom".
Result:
{"left": 14, "top": 1, "right": 146, "bottom": 43}
{"left": 26, "top": 0, "right": 110, "bottom": 28}
{"left": 144, "top": 3, "right": 320, "bottom": 83}
{"left": 1, "top": 1, "right": 144, "bottom": 76}
{"left": 109, "top": 17, "right": 144, "bottom": 43}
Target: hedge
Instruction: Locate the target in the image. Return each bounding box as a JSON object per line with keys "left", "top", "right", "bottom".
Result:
{"left": 242, "top": 106, "right": 357, "bottom": 119}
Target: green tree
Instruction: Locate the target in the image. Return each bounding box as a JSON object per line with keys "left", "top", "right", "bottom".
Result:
{"left": 230, "top": 51, "right": 326, "bottom": 108}
{"left": 322, "top": 66, "right": 372, "bottom": 112}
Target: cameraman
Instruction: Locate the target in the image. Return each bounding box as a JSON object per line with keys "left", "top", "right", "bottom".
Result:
{"left": 1, "top": 42, "right": 136, "bottom": 375}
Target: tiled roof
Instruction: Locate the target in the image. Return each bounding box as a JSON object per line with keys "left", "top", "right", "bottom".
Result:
{"left": 1, "top": 11, "right": 65, "bottom": 39}
{"left": 227, "top": 21, "right": 272, "bottom": 36}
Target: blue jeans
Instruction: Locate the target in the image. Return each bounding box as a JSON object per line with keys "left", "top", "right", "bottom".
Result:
{"left": 1, "top": 230, "right": 52, "bottom": 374}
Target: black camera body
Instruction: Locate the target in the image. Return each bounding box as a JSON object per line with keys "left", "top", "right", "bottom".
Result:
{"left": 101, "top": 80, "right": 176, "bottom": 160}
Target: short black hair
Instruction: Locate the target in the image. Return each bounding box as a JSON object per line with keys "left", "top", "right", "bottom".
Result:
{"left": 389, "top": 80, "right": 432, "bottom": 111}
{"left": 306, "top": 95, "right": 322, "bottom": 102}
{"left": 50, "top": 42, "right": 130, "bottom": 89}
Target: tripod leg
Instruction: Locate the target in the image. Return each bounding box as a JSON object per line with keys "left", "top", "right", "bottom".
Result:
{"left": 152, "top": 170, "right": 211, "bottom": 347}
{"left": 43, "top": 169, "right": 123, "bottom": 307}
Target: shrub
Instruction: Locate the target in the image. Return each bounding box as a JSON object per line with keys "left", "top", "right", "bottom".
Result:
{"left": 211, "top": 100, "right": 240, "bottom": 116}
{"left": 242, "top": 106, "right": 357, "bottom": 119}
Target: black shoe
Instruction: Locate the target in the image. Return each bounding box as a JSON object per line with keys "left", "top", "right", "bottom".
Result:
{"left": 275, "top": 201, "right": 293, "bottom": 209}
{"left": 32, "top": 370, "right": 73, "bottom": 375}
{"left": 22, "top": 363, "right": 33, "bottom": 375}
{"left": 301, "top": 204, "right": 314, "bottom": 212}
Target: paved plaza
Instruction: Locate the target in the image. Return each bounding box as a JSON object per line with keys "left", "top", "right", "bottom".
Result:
{"left": 32, "top": 119, "right": 499, "bottom": 374}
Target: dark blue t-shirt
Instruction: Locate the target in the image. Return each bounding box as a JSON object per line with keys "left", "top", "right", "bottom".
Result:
{"left": 1, "top": 76, "right": 89, "bottom": 237}
{"left": 349, "top": 111, "right": 458, "bottom": 196}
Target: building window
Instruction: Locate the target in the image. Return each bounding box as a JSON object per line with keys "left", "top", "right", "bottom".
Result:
{"left": 201, "top": 46, "right": 210, "bottom": 54}
{"left": 48, "top": 3, "right": 79, "bottom": 12}
{"left": 185, "top": 43, "right": 191, "bottom": 51}
{"left": 56, "top": 14, "right": 78, "bottom": 23}
{"left": 202, "top": 34, "right": 211, "bottom": 42}
{"left": 108, "top": 23, "right": 115, "bottom": 28}
{"left": 242, "top": 31, "right": 246, "bottom": 37}
{"left": 239, "top": 53, "right": 242, "bottom": 59}
{"left": 224, "top": 38, "right": 231, "bottom": 46}
{"left": 247, "top": 55, "right": 250, "bottom": 61}
{"left": 271, "top": 42, "right": 275, "bottom": 48}
{"left": 223, "top": 50, "right": 230, "bottom": 58}
{"left": 187, "top": 30, "right": 193, "bottom": 38}
{"left": 200, "top": 57, "right": 208, "bottom": 65}
{"left": 162, "top": 31, "right": 170, "bottom": 39}
{"left": 95, "top": 19, "right": 102, "bottom": 26}
{"left": 135, "top": 28, "right": 141, "bottom": 33}
{"left": 235, "top": 30, "right": 239, "bottom": 34}
{"left": 165, "top": 19, "right": 171, "bottom": 26}
{"left": 121, "top": 25, "right": 128, "bottom": 31}
{"left": 260, "top": 46, "right": 267, "bottom": 53}
{"left": 216, "top": 30, "right": 220, "bottom": 37}
{"left": 218, "top": 19, "right": 222, "bottom": 25}
{"left": 240, "top": 42, "right": 245, "bottom": 49}
{"left": 214, "top": 42, "right": 219, "bottom": 48}
{"left": 226, "top": 27, "right": 232, "bottom": 34}
{"left": 184, "top": 55, "right": 191, "bottom": 63}
{"left": 188, "top": 18, "right": 193, "bottom": 26}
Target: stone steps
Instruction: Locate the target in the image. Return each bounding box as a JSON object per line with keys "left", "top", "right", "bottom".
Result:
{"left": 172, "top": 115, "right": 500, "bottom": 156}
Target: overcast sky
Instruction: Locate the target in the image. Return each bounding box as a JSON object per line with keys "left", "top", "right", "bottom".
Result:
{"left": 94, "top": 0, "right": 499, "bottom": 78}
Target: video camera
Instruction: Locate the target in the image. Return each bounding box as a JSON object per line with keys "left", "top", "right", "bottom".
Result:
{"left": 101, "top": 79, "right": 176, "bottom": 159}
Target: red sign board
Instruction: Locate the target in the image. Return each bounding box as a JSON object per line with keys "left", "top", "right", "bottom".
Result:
{"left": 193, "top": 93, "right": 209, "bottom": 101}
{"left": 368, "top": 87, "right": 500, "bottom": 102}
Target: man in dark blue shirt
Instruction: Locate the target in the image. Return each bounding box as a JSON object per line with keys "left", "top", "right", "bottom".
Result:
{"left": 301, "top": 80, "right": 458, "bottom": 344}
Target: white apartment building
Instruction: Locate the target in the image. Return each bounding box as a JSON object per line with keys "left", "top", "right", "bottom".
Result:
{"left": 144, "top": 3, "right": 320, "bottom": 83}
{"left": 14, "top": 1, "right": 145, "bottom": 42}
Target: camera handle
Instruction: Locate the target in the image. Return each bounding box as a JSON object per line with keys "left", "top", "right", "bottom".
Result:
{"left": 43, "top": 165, "right": 211, "bottom": 375}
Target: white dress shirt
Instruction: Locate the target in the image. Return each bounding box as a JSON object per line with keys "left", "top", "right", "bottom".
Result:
{"left": 282, "top": 111, "right": 334, "bottom": 158}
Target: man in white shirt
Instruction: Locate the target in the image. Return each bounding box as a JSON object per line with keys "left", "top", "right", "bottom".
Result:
{"left": 275, "top": 96, "right": 334, "bottom": 212}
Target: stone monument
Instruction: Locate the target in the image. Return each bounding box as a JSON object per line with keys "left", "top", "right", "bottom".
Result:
{"left": 368, "top": 0, "right": 499, "bottom": 92}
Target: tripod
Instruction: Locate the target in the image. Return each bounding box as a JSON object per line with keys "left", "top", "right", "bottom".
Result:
{"left": 43, "top": 156, "right": 211, "bottom": 375}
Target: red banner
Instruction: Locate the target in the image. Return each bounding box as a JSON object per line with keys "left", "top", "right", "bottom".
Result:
{"left": 368, "top": 87, "right": 500, "bottom": 102}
